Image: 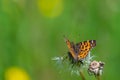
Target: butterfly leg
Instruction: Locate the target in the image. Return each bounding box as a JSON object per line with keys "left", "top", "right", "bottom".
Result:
{"left": 80, "top": 60, "right": 84, "bottom": 65}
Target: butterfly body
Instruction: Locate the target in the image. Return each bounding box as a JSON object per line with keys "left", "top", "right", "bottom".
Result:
{"left": 65, "top": 38, "right": 96, "bottom": 65}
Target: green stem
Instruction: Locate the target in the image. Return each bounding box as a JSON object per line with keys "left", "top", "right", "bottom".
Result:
{"left": 79, "top": 70, "right": 86, "bottom": 80}
{"left": 96, "top": 75, "right": 101, "bottom": 80}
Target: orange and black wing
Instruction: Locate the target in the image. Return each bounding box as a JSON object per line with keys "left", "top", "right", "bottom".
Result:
{"left": 77, "top": 40, "right": 96, "bottom": 60}
{"left": 65, "top": 38, "right": 77, "bottom": 60}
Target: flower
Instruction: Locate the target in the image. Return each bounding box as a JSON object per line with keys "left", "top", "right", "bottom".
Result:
{"left": 4, "top": 67, "right": 31, "bottom": 80}
{"left": 37, "top": 0, "right": 63, "bottom": 18}
{"left": 88, "top": 60, "right": 105, "bottom": 76}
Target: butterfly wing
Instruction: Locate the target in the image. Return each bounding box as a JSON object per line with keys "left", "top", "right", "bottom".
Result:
{"left": 65, "top": 38, "right": 77, "bottom": 60}
{"left": 77, "top": 40, "right": 96, "bottom": 60}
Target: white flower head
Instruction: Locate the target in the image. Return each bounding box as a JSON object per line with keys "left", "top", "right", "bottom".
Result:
{"left": 88, "top": 60, "right": 105, "bottom": 76}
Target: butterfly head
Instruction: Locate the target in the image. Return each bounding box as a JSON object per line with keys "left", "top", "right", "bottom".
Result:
{"left": 89, "top": 40, "right": 96, "bottom": 47}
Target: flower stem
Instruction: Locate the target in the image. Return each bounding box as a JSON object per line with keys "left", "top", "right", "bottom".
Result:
{"left": 79, "top": 70, "right": 86, "bottom": 80}
{"left": 96, "top": 75, "right": 101, "bottom": 80}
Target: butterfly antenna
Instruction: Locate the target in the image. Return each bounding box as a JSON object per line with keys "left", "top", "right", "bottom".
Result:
{"left": 63, "top": 35, "right": 68, "bottom": 42}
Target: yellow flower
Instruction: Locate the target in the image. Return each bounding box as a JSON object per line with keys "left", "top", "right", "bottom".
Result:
{"left": 37, "top": 0, "right": 63, "bottom": 18}
{"left": 5, "top": 67, "right": 31, "bottom": 80}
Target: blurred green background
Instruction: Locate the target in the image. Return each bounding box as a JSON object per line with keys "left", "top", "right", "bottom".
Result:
{"left": 0, "top": 0, "right": 120, "bottom": 80}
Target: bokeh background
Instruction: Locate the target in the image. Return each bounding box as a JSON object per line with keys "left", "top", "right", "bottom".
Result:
{"left": 0, "top": 0, "right": 120, "bottom": 80}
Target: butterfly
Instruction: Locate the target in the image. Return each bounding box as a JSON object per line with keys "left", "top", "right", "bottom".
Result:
{"left": 65, "top": 38, "right": 96, "bottom": 66}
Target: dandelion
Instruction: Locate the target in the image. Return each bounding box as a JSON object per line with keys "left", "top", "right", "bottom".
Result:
{"left": 4, "top": 67, "right": 30, "bottom": 80}
{"left": 52, "top": 52, "right": 93, "bottom": 75}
